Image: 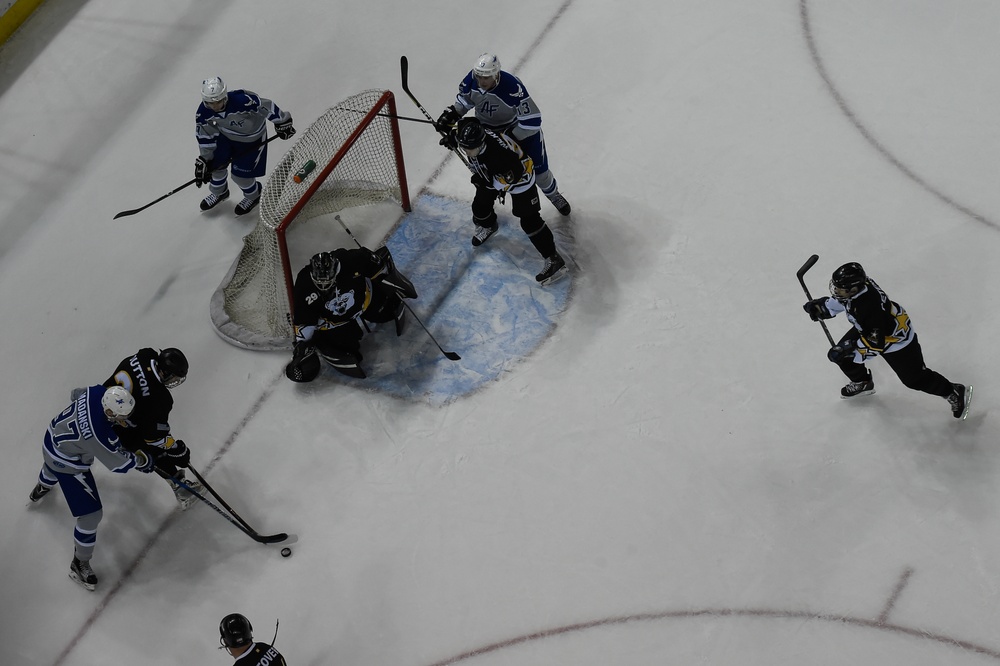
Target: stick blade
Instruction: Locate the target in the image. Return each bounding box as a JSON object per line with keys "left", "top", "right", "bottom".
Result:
{"left": 113, "top": 209, "right": 139, "bottom": 220}
{"left": 400, "top": 55, "right": 409, "bottom": 90}
{"left": 444, "top": 351, "right": 461, "bottom": 361}
{"left": 796, "top": 254, "right": 819, "bottom": 279}
{"left": 255, "top": 532, "right": 292, "bottom": 544}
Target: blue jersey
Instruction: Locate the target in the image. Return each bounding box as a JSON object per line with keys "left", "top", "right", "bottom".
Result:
{"left": 453, "top": 70, "right": 542, "bottom": 143}
{"left": 41, "top": 386, "right": 139, "bottom": 475}
{"left": 196, "top": 89, "right": 292, "bottom": 160}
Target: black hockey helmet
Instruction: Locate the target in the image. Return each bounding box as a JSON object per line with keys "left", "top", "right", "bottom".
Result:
{"left": 158, "top": 348, "right": 188, "bottom": 389}
{"left": 309, "top": 251, "right": 338, "bottom": 291}
{"left": 830, "top": 262, "right": 867, "bottom": 299}
{"left": 219, "top": 613, "right": 253, "bottom": 649}
{"left": 456, "top": 117, "right": 486, "bottom": 154}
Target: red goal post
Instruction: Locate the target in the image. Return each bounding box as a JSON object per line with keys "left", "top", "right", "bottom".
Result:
{"left": 210, "top": 89, "right": 411, "bottom": 350}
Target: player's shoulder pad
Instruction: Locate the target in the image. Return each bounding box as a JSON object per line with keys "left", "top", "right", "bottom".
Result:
{"left": 457, "top": 71, "right": 478, "bottom": 96}
{"left": 493, "top": 72, "right": 530, "bottom": 102}
{"left": 228, "top": 89, "right": 261, "bottom": 109}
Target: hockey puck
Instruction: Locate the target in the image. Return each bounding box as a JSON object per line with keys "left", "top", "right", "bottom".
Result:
{"left": 280, "top": 547, "right": 292, "bottom": 558}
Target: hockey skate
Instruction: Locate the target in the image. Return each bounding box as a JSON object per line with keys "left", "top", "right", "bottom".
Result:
{"left": 840, "top": 379, "right": 875, "bottom": 399}
{"left": 69, "top": 557, "right": 97, "bottom": 591}
{"left": 234, "top": 194, "right": 261, "bottom": 216}
{"left": 471, "top": 223, "right": 499, "bottom": 247}
{"left": 948, "top": 383, "right": 972, "bottom": 420}
{"left": 28, "top": 482, "right": 51, "bottom": 503}
{"left": 536, "top": 253, "right": 567, "bottom": 285}
{"left": 548, "top": 192, "right": 572, "bottom": 216}
{"left": 170, "top": 474, "right": 205, "bottom": 510}
{"left": 200, "top": 189, "right": 230, "bottom": 211}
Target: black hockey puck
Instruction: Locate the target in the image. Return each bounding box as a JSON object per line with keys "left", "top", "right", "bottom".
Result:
{"left": 280, "top": 547, "right": 292, "bottom": 558}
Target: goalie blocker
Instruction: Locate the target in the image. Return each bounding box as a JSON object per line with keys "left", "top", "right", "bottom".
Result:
{"left": 285, "top": 245, "right": 417, "bottom": 382}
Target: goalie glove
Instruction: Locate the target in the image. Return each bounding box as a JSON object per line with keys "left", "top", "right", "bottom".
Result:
{"left": 194, "top": 157, "right": 212, "bottom": 187}
{"left": 274, "top": 119, "right": 296, "bottom": 140}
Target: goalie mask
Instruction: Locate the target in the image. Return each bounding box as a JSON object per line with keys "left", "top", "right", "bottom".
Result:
{"left": 830, "top": 262, "right": 867, "bottom": 300}
{"left": 309, "top": 252, "right": 339, "bottom": 292}
{"left": 157, "top": 348, "right": 189, "bottom": 389}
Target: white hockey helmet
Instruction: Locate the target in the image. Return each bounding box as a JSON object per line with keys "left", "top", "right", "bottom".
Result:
{"left": 101, "top": 386, "right": 135, "bottom": 423}
{"left": 472, "top": 53, "right": 501, "bottom": 85}
{"left": 202, "top": 76, "right": 228, "bottom": 104}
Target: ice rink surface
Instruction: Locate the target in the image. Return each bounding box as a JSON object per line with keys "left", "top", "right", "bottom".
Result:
{"left": 1, "top": 0, "right": 999, "bottom": 663}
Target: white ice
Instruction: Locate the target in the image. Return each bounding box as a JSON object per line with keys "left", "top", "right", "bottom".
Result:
{"left": 1, "top": 0, "right": 999, "bottom": 664}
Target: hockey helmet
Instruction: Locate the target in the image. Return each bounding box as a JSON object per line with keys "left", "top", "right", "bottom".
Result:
{"left": 202, "top": 77, "right": 228, "bottom": 109}
{"left": 456, "top": 118, "right": 486, "bottom": 156}
{"left": 219, "top": 613, "right": 253, "bottom": 649}
{"left": 830, "top": 262, "right": 867, "bottom": 300}
{"left": 101, "top": 386, "right": 135, "bottom": 423}
{"left": 472, "top": 53, "right": 501, "bottom": 88}
{"left": 158, "top": 348, "right": 189, "bottom": 389}
{"left": 309, "top": 252, "right": 339, "bottom": 292}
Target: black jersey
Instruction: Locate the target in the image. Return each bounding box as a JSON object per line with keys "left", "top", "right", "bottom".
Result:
{"left": 102, "top": 348, "right": 174, "bottom": 447}
{"left": 466, "top": 128, "right": 534, "bottom": 194}
{"left": 234, "top": 642, "right": 287, "bottom": 666}
{"left": 292, "top": 247, "right": 384, "bottom": 337}
{"left": 826, "top": 279, "right": 914, "bottom": 354}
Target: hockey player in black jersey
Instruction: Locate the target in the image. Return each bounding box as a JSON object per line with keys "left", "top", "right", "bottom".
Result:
{"left": 103, "top": 347, "right": 205, "bottom": 507}
{"left": 285, "top": 245, "right": 417, "bottom": 382}
{"left": 803, "top": 262, "right": 970, "bottom": 418}
{"left": 219, "top": 613, "right": 288, "bottom": 665}
{"left": 443, "top": 117, "right": 567, "bottom": 284}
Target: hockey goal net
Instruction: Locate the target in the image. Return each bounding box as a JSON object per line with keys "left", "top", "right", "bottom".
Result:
{"left": 210, "top": 89, "right": 411, "bottom": 350}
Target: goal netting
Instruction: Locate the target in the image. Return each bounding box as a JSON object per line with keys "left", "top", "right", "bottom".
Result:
{"left": 210, "top": 89, "right": 411, "bottom": 350}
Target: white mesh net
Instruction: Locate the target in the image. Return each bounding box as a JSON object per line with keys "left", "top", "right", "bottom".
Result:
{"left": 211, "top": 90, "right": 410, "bottom": 350}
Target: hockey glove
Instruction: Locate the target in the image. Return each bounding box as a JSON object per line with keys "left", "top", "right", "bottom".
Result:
{"left": 827, "top": 342, "right": 856, "bottom": 364}
{"left": 435, "top": 106, "right": 461, "bottom": 133}
{"left": 439, "top": 131, "right": 458, "bottom": 150}
{"left": 803, "top": 298, "right": 833, "bottom": 321}
{"left": 275, "top": 119, "right": 296, "bottom": 140}
{"left": 194, "top": 157, "right": 212, "bottom": 187}
{"left": 133, "top": 449, "right": 156, "bottom": 474}
{"left": 163, "top": 438, "right": 191, "bottom": 469}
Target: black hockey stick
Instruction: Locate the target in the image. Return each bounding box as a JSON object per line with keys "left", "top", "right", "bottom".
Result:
{"left": 797, "top": 254, "right": 835, "bottom": 346}
{"left": 334, "top": 105, "right": 434, "bottom": 125}
{"left": 187, "top": 464, "right": 255, "bottom": 532}
{"left": 335, "top": 215, "right": 461, "bottom": 361}
{"left": 399, "top": 55, "right": 473, "bottom": 169}
{"left": 113, "top": 134, "right": 281, "bottom": 219}
{"left": 171, "top": 473, "right": 291, "bottom": 544}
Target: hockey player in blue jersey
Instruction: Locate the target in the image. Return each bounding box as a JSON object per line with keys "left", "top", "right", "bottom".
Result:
{"left": 195, "top": 76, "right": 295, "bottom": 216}
{"left": 436, "top": 53, "right": 571, "bottom": 217}
{"left": 28, "top": 385, "right": 156, "bottom": 591}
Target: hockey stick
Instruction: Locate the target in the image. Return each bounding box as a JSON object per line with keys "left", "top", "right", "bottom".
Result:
{"left": 170, "top": 474, "right": 291, "bottom": 544}
{"left": 797, "top": 254, "right": 835, "bottom": 346}
{"left": 399, "top": 55, "right": 473, "bottom": 169}
{"left": 113, "top": 134, "right": 281, "bottom": 219}
{"left": 334, "top": 105, "right": 434, "bottom": 125}
{"left": 187, "top": 464, "right": 255, "bottom": 531}
{"left": 336, "top": 215, "right": 461, "bottom": 361}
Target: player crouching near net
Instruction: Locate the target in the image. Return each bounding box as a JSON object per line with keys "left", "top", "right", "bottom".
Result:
{"left": 285, "top": 246, "right": 417, "bottom": 382}
{"left": 803, "top": 262, "right": 970, "bottom": 418}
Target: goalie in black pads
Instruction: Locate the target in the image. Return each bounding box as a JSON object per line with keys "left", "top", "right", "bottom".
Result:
{"left": 803, "top": 262, "right": 969, "bottom": 418}
{"left": 286, "top": 246, "right": 417, "bottom": 382}
{"left": 442, "top": 117, "right": 567, "bottom": 285}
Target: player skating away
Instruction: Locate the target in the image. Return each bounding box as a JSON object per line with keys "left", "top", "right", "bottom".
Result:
{"left": 103, "top": 348, "right": 204, "bottom": 508}
{"left": 443, "top": 117, "right": 567, "bottom": 285}
{"left": 285, "top": 246, "right": 417, "bottom": 382}
{"left": 803, "top": 262, "right": 970, "bottom": 418}
{"left": 219, "top": 614, "right": 288, "bottom": 665}
{"left": 195, "top": 76, "right": 295, "bottom": 216}
{"left": 28, "top": 386, "right": 156, "bottom": 590}
{"left": 436, "top": 53, "right": 571, "bottom": 216}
